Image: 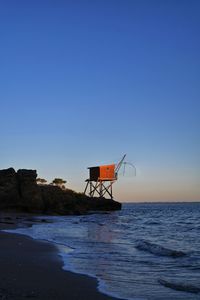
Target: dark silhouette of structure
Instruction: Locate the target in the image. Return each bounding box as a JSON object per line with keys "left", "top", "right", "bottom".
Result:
{"left": 84, "top": 155, "right": 126, "bottom": 199}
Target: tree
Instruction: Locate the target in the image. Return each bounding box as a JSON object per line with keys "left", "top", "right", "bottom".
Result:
{"left": 36, "top": 178, "right": 47, "bottom": 185}
{"left": 51, "top": 178, "right": 67, "bottom": 189}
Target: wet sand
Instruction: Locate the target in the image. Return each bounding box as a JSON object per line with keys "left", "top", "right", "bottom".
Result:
{"left": 0, "top": 214, "right": 121, "bottom": 300}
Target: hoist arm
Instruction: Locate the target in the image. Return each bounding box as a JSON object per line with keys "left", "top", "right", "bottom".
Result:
{"left": 115, "top": 154, "right": 126, "bottom": 178}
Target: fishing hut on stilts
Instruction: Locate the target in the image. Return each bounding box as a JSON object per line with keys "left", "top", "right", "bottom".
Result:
{"left": 84, "top": 155, "right": 126, "bottom": 199}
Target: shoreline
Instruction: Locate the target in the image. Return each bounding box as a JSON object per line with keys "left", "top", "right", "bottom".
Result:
{"left": 0, "top": 214, "right": 121, "bottom": 300}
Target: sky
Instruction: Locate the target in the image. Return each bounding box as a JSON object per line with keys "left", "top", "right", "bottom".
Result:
{"left": 0, "top": 0, "right": 199, "bottom": 202}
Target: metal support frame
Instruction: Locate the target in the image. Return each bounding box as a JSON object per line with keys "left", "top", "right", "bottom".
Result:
{"left": 84, "top": 179, "right": 115, "bottom": 199}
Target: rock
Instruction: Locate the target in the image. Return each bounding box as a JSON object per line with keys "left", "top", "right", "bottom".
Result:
{"left": 0, "top": 168, "right": 20, "bottom": 209}
{"left": 87, "top": 196, "right": 122, "bottom": 211}
{"left": 17, "top": 169, "right": 43, "bottom": 212}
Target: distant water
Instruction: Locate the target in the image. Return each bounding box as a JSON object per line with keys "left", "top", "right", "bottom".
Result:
{"left": 4, "top": 203, "right": 200, "bottom": 300}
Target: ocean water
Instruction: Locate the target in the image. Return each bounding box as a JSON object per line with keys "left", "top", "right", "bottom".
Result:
{"left": 4, "top": 202, "right": 200, "bottom": 300}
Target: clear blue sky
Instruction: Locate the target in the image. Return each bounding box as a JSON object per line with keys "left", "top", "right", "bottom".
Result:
{"left": 0, "top": 0, "right": 199, "bottom": 201}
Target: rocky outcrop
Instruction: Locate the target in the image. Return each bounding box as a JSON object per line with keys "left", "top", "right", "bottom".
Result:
{"left": 0, "top": 168, "right": 121, "bottom": 214}
{"left": 17, "top": 169, "right": 43, "bottom": 212}
{"left": 0, "top": 168, "right": 20, "bottom": 208}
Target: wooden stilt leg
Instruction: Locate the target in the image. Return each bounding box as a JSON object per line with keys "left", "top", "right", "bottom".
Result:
{"left": 84, "top": 179, "right": 116, "bottom": 199}
{"left": 84, "top": 181, "right": 89, "bottom": 195}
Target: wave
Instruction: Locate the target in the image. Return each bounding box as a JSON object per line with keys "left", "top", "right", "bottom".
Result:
{"left": 158, "top": 279, "right": 200, "bottom": 294}
{"left": 136, "top": 240, "right": 186, "bottom": 257}
{"left": 144, "top": 220, "right": 161, "bottom": 226}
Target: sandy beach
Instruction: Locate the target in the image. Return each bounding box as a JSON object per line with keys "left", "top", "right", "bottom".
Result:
{"left": 0, "top": 214, "right": 120, "bottom": 300}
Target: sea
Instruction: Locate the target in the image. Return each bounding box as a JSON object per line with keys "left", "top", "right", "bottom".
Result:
{"left": 4, "top": 202, "right": 200, "bottom": 300}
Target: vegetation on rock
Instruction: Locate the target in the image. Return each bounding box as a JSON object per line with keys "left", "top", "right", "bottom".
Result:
{"left": 36, "top": 178, "right": 47, "bottom": 185}
{"left": 51, "top": 178, "right": 67, "bottom": 189}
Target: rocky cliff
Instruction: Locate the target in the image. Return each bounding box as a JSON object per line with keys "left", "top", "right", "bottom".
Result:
{"left": 0, "top": 168, "right": 121, "bottom": 214}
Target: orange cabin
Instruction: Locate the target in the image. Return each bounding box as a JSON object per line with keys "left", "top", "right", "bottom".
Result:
{"left": 89, "top": 164, "right": 116, "bottom": 181}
